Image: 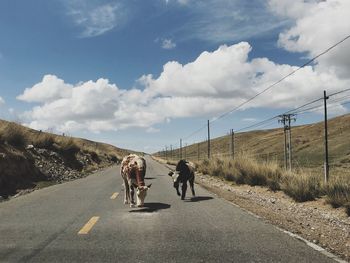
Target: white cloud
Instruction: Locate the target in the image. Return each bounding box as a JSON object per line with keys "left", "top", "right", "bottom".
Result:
{"left": 161, "top": 39, "right": 176, "bottom": 49}
{"left": 269, "top": 0, "right": 350, "bottom": 77}
{"left": 173, "top": 0, "right": 288, "bottom": 43}
{"left": 17, "top": 75, "right": 72, "bottom": 103}
{"left": 0, "top": 97, "right": 5, "bottom": 105}
{"left": 18, "top": 42, "right": 350, "bottom": 133}
{"left": 66, "top": 1, "right": 125, "bottom": 37}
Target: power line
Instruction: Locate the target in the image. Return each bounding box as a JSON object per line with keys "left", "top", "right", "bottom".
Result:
{"left": 234, "top": 87, "right": 350, "bottom": 133}
{"left": 180, "top": 34, "right": 350, "bottom": 141}
{"left": 235, "top": 116, "right": 278, "bottom": 132}
{"left": 293, "top": 93, "right": 350, "bottom": 115}
{"left": 210, "top": 34, "right": 350, "bottom": 124}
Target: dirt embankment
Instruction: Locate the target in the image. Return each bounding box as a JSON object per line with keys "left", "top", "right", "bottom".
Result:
{"left": 0, "top": 144, "right": 120, "bottom": 199}
{"left": 195, "top": 173, "right": 350, "bottom": 262}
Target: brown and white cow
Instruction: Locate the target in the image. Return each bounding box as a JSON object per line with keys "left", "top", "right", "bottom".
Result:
{"left": 121, "top": 154, "right": 151, "bottom": 207}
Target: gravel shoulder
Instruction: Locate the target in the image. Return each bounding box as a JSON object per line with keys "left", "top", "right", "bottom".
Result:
{"left": 195, "top": 173, "right": 350, "bottom": 262}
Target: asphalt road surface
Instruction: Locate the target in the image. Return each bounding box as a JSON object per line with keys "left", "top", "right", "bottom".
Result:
{"left": 0, "top": 156, "right": 338, "bottom": 262}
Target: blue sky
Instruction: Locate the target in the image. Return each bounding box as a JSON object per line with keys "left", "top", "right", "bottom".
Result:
{"left": 0, "top": 0, "right": 349, "bottom": 153}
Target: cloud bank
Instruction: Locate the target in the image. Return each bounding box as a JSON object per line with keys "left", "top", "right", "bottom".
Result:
{"left": 18, "top": 40, "right": 349, "bottom": 133}
{"left": 269, "top": 0, "right": 350, "bottom": 77}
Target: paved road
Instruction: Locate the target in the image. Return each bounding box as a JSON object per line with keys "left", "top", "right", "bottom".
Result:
{"left": 0, "top": 156, "right": 337, "bottom": 262}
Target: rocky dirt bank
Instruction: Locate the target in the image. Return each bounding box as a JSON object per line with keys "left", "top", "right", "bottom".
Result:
{"left": 195, "top": 173, "right": 350, "bottom": 262}
{"left": 0, "top": 144, "right": 120, "bottom": 200}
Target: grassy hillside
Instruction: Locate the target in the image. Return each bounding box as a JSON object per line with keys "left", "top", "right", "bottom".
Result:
{"left": 154, "top": 114, "right": 350, "bottom": 215}
{"left": 0, "top": 119, "right": 131, "bottom": 159}
{"left": 162, "top": 113, "right": 350, "bottom": 170}
{"left": 0, "top": 119, "right": 133, "bottom": 198}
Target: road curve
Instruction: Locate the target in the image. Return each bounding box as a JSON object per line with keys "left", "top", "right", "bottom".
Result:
{"left": 0, "top": 156, "right": 336, "bottom": 262}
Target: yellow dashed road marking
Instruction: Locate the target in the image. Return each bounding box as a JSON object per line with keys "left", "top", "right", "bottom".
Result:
{"left": 110, "top": 192, "right": 119, "bottom": 200}
{"left": 78, "top": 216, "right": 100, "bottom": 235}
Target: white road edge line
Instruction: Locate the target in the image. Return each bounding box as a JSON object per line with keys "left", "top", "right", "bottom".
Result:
{"left": 215, "top": 192, "right": 347, "bottom": 263}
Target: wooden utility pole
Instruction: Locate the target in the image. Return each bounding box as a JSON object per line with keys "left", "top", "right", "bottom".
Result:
{"left": 287, "top": 114, "right": 296, "bottom": 170}
{"left": 170, "top": 145, "right": 173, "bottom": 160}
{"left": 165, "top": 146, "right": 168, "bottom": 161}
{"left": 207, "top": 120, "right": 211, "bottom": 159}
{"left": 279, "top": 115, "right": 288, "bottom": 170}
{"left": 230, "top": 129, "right": 235, "bottom": 159}
{"left": 197, "top": 143, "right": 200, "bottom": 161}
{"left": 279, "top": 114, "right": 296, "bottom": 170}
{"left": 324, "top": 90, "right": 330, "bottom": 183}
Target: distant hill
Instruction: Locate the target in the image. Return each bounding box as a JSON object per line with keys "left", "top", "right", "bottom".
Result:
{"left": 163, "top": 114, "right": 350, "bottom": 170}
{"left": 0, "top": 119, "right": 134, "bottom": 198}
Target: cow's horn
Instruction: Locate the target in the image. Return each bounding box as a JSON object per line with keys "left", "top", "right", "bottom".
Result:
{"left": 147, "top": 183, "right": 152, "bottom": 188}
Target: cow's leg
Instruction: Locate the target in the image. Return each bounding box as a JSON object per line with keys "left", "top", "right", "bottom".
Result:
{"left": 181, "top": 180, "right": 187, "bottom": 200}
{"left": 123, "top": 179, "right": 130, "bottom": 204}
{"left": 130, "top": 185, "right": 136, "bottom": 207}
{"left": 189, "top": 174, "right": 195, "bottom": 196}
{"left": 174, "top": 182, "right": 181, "bottom": 196}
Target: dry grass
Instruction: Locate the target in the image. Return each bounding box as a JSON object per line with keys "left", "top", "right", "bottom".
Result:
{"left": 197, "top": 154, "right": 349, "bottom": 215}
{"left": 0, "top": 119, "right": 129, "bottom": 162}
{"left": 197, "top": 153, "right": 282, "bottom": 191}
{"left": 55, "top": 137, "right": 80, "bottom": 155}
{"left": 0, "top": 122, "right": 26, "bottom": 148}
{"left": 32, "top": 133, "right": 55, "bottom": 149}
{"left": 325, "top": 175, "right": 350, "bottom": 211}
{"left": 281, "top": 171, "right": 322, "bottom": 202}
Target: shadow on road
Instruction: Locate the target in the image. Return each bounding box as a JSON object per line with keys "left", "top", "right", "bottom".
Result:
{"left": 185, "top": 196, "right": 214, "bottom": 202}
{"left": 144, "top": 177, "right": 156, "bottom": 180}
{"left": 129, "top": 202, "right": 171, "bottom": 213}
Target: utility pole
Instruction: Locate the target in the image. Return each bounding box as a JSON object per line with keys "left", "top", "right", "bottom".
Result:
{"left": 230, "top": 129, "right": 235, "bottom": 159}
{"left": 279, "top": 115, "right": 288, "bottom": 170}
{"left": 287, "top": 114, "right": 296, "bottom": 170}
{"left": 170, "top": 145, "right": 173, "bottom": 161}
{"left": 279, "top": 114, "right": 296, "bottom": 170}
{"left": 165, "top": 146, "right": 168, "bottom": 161}
{"left": 207, "top": 120, "right": 211, "bottom": 159}
{"left": 184, "top": 143, "right": 188, "bottom": 159}
{"left": 180, "top": 139, "right": 182, "bottom": 159}
{"left": 197, "top": 143, "right": 200, "bottom": 161}
{"left": 324, "top": 90, "right": 330, "bottom": 183}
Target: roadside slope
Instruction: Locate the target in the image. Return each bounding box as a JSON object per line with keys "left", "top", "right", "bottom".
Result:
{"left": 0, "top": 119, "right": 133, "bottom": 198}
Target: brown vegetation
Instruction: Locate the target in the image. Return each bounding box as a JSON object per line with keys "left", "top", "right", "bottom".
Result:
{"left": 0, "top": 119, "right": 132, "bottom": 198}
{"left": 196, "top": 154, "right": 350, "bottom": 215}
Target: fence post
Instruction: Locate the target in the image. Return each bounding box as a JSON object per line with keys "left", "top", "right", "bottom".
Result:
{"left": 170, "top": 145, "right": 173, "bottom": 161}
{"left": 230, "top": 129, "right": 235, "bottom": 159}
{"left": 197, "top": 143, "right": 200, "bottom": 161}
{"left": 324, "top": 90, "right": 330, "bottom": 183}
{"left": 207, "top": 120, "right": 211, "bottom": 159}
